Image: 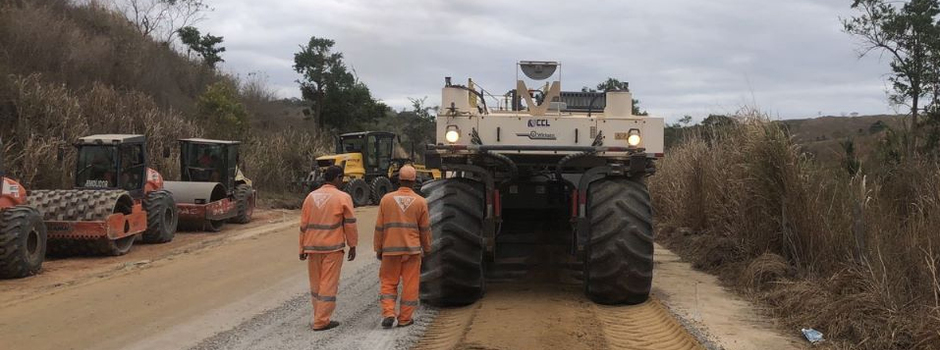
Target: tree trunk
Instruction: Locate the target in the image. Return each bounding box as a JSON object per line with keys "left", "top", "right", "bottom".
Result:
{"left": 911, "top": 94, "right": 919, "bottom": 156}
{"left": 316, "top": 88, "right": 324, "bottom": 128}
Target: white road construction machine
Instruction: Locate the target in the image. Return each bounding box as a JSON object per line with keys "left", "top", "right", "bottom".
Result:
{"left": 421, "top": 61, "right": 664, "bottom": 306}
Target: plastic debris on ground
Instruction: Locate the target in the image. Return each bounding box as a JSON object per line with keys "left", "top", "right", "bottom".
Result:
{"left": 801, "top": 328, "right": 824, "bottom": 345}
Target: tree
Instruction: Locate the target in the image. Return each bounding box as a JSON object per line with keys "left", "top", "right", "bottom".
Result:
{"left": 678, "top": 115, "right": 693, "bottom": 126}
{"left": 587, "top": 78, "right": 649, "bottom": 115}
{"left": 177, "top": 26, "right": 225, "bottom": 68}
{"left": 116, "top": 0, "right": 209, "bottom": 43}
{"left": 197, "top": 82, "right": 250, "bottom": 140}
{"left": 293, "top": 37, "right": 346, "bottom": 128}
{"left": 702, "top": 114, "right": 736, "bottom": 127}
{"left": 844, "top": 0, "right": 940, "bottom": 155}
{"left": 841, "top": 138, "right": 862, "bottom": 175}
{"left": 400, "top": 97, "right": 437, "bottom": 153}
{"left": 293, "top": 36, "right": 386, "bottom": 131}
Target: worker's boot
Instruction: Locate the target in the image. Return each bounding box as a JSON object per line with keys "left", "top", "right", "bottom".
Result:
{"left": 313, "top": 321, "right": 340, "bottom": 331}
{"left": 381, "top": 317, "right": 395, "bottom": 329}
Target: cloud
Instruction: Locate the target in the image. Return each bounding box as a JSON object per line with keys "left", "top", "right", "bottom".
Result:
{"left": 199, "top": 0, "right": 895, "bottom": 122}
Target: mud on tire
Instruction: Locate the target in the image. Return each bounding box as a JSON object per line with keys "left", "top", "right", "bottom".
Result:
{"left": 420, "top": 178, "right": 485, "bottom": 306}
{"left": 0, "top": 206, "right": 47, "bottom": 279}
{"left": 584, "top": 177, "right": 654, "bottom": 305}
{"left": 345, "top": 179, "right": 371, "bottom": 207}
{"left": 370, "top": 177, "right": 393, "bottom": 204}
{"left": 230, "top": 184, "right": 254, "bottom": 224}
{"left": 142, "top": 190, "right": 178, "bottom": 243}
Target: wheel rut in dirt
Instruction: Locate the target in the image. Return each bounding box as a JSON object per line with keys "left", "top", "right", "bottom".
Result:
{"left": 415, "top": 282, "right": 705, "bottom": 350}
{"left": 594, "top": 298, "right": 705, "bottom": 350}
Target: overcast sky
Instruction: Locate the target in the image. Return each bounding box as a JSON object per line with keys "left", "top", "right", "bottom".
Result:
{"left": 199, "top": 0, "right": 898, "bottom": 123}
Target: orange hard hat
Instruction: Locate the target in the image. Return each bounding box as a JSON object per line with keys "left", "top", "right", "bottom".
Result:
{"left": 399, "top": 165, "right": 416, "bottom": 181}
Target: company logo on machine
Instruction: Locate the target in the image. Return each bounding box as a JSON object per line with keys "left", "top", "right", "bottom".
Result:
{"left": 527, "top": 119, "right": 551, "bottom": 127}
{"left": 393, "top": 196, "right": 415, "bottom": 212}
{"left": 312, "top": 193, "right": 332, "bottom": 208}
{"left": 84, "top": 180, "right": 110, "bottom": 188}
{"left": 516, "top": 131, "right": 557, "bottom": 140}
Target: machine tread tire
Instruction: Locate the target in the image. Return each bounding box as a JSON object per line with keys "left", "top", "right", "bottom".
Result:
{"left": 585, "top": 177, "right": 654, "bottom": 305}
{"left": 371, "top": 177, "right": 393, "bottom": 204}
{"left": 420, "top": 178, "right": 485, "bottom": 306}
{"left": 142, "top": 190, "right": 178, "bottom": 243}
{"left": 0, "top": 206, "right": 47, "bottom": 279}
{"left": 346, "top": 179, "right": 371, "bottom": 207}
{"left": 230, "top": 184, "right": 254, "bottom": 224}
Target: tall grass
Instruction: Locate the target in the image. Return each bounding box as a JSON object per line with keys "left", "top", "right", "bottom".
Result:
{"left": 652, "top": 113, "right": 940, "bottom": 349}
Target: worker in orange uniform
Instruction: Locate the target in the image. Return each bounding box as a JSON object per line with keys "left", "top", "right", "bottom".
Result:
{"left": 374, "top": 165, "right": 431, "bottom": 329}
{"left": 299, "top": 165, "right": 358, "bottom": 331}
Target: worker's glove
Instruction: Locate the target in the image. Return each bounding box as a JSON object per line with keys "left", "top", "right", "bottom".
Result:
{"left": 376, "top": 252, "right": 383, "bottom": 261}
{"left": 347, "top": 247, "right": 357, "bottom": 261}
{"left": 299, "top": 253, "right": 308, "bottom": 261}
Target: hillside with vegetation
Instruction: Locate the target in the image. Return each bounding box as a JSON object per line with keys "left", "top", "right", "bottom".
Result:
{"left": 0, "top": 0, "right": 435, "bottom": 199}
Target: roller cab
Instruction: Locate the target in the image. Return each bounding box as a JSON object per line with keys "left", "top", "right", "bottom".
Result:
{"left": 29, "top": 134, "right": 179, "bottom": 257}
{"left": 165, "top": 138, "right": 255, "bottom": 232}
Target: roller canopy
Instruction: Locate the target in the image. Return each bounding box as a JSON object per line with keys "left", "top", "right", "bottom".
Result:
{"left": 163, "top": 181, "right": 227, "bottom": 204}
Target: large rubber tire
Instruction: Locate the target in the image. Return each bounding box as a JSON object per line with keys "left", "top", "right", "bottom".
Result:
{"left": 345, "top": 179, "right": 371, "bottom": 207}
{"left": 420, "top": 178, "right": 486, "bottom": 306}
{"left": 0, "top": 206, "right": 47, "bottom": 279}
{"left": 371, "top": 177, "right": 393, "bottom": 204}
{"left": 584, "top": 178, "right": 654, "bottom": 305}
{"left": 230, "top": 184, "right": 255, "bottom": 224}
{"left": 141, "top": 190, "right": 178, "bottom": 243}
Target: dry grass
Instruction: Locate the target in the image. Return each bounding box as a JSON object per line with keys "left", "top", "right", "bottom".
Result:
{"left": 652, "top": 111, "right": 940, "bottom": 349}
{"left": 5, "top": 73, "right": 199, "bottom": 188}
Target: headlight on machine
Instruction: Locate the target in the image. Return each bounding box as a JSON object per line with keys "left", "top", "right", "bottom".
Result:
{"left": 627, "top": 128, "right": 641, "bottom": 146}
{"left": 445, "top": 125, "right": 460, "bottom": 143}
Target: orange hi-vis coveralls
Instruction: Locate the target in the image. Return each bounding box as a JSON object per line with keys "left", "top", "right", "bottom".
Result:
{"left": 374, "top": 186, "right": 431, "bottom": 324}
{"left": 300, "top": 184, "right": 358, "bottom": 330}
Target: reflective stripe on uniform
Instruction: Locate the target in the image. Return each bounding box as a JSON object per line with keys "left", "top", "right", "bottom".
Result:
{"left": 311, "top": 292, "right": 319, "bottom": 298}
{"left": 401, "top": 300, "right": 419, "bottom": 306}
{"left": 419, "top": 226, "right": 430, "bottom": 233}
{"left": 303, "top": 243, "right": 347, "bottom": 251}
{"left": 380, "top": 246, "right": 423, "bottom": 253}
{"left": 344, "top": 218, "right": 357, "bottom": 223}
{"left": 379, "top": 294, "right": 397, "bottom": 300}
{"left": 303, "top": 222, "right": 343, "bottom": 231}
{"left": 385, "top": 222, "right": 419, "bottom": 229}
{"left": 318, "top": 295, "right": 337, "bottom": 302}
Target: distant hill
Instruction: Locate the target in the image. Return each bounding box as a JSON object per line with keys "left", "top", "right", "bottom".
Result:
{"left": 778, "top": 115, "right": 903, "bottom": 165}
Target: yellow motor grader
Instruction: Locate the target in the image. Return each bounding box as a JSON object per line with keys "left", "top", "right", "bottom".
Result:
{"left": 301, "top": 131, "right": 440, "bottom": 206}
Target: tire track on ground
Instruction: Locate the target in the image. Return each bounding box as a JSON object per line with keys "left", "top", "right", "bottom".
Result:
{"left": 594, "top": 298, "right": 705, "bottom": 350}
{"left": 411, "top": 304, "right": 479, "bottom": 350}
